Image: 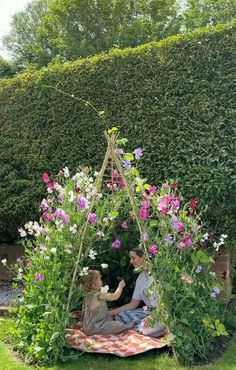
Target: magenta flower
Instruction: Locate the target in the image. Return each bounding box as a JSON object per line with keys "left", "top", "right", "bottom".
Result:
{"left": 149, "top": 245, "right": 158, "bottom": 255}
{"left": 139, "top": 207, "right": 150, "bottom": 219}
{"left": 42, "top": 172, "right": 50, "bottom": 184}
{"left": 149, "top": 185, "right": 157, "bottom": 195}
{"left": 133, "top": 148, "right": 143, "bottom": 160}
{"left": 112, "top": 239, "right": 121, "bottom": 249}
{"left": 35, "top": 273, "right": 44, "bottom": 281}
{"left": 141, "top": 200, "right": 151, "bottom": 209}
{"left": 88, "top": 212, "right": 97, "bottom": 224}
{"left": 177, "top": 235, "right": 193, "bottom": 249}
{"left": 40, "top": 199, "right": 49, "bottom": 211}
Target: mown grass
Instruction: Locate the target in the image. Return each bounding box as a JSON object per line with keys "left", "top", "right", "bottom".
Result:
{"left": 0, "top": 318, "right": 235, "bottom": 370}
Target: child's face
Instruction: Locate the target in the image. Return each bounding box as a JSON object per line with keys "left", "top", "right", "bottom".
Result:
{"left": 93, "top": 274, "right": 103, "bottom": 291}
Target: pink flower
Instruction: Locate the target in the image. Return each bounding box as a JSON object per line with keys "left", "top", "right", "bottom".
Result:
{"left": 42, "top": 172, "right": 50, "bottom": 184}
{"left": 88, "top": 213, "right": 97, "bottom": 224}
{"left": 162, "top": 183, "right": 169, "bottom": 189}
{"left": 112, "top": 239, "right": 121, "bottom": 249}
{"left": 18, "top": 228, "right": 27, "bottom": 237}
{"left": 170, "top": 215, "right": 185, "bottom": 233}
{"left": 177, "top": 235, "right": 193, "bottom": 249}
{"left": 141, "top": 200, "right": 151, "bottom": 209}
{"left": 35, "top": 273, "right": 44, "bottom": 281}
{"left": 181, "top": 274, "right": 192, "bottom": 284}
{"left": 149, "top": 245, "right": 158, "bottom": 255}
{"left": 121, "top": 221, "right": 128, "bottom": 230}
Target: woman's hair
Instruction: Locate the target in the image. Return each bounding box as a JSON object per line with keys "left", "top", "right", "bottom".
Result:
{"left": 81, "top": 270, "right": 101, "bottom": 293}
{"left": 129, "top": 247, "right": 144, "bottom": 257}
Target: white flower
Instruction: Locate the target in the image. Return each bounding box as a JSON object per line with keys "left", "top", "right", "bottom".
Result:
{"left": 1, "top": 258, "right": 7, "bottom": 266}
{"left": 209, "top": 271, "right": 216, "bottom": 277}
{"left": 69, "top": 224, "right": 77, "bottom": 234}
{"left": 65, "top": 249, "right": 72, "bottom": 254}
{"left": 200, "top": 232, "right": 209, "bottom": 243}
{"left": 213, "top": 242, "right": 220, "bottom": 251}
{"left": 96, "top": 230, "right": 105, "bottom": 237}
{"left": 44, "top": 255, "right": 50, "bottom": 260}
{"left": 79, "top": 267, "right": 89, "bottom": 276}
{"left": 16, "top": 273, "right": 23, "bottom": 280}
{"left": 221, "top": 234, "right": 228, "bottom": 239}
{"left": 89, "top": 177, "right": 94, "bottom": 183}
{"left": 89, "top": 250, "right": 97, "bottom": 260}
{"left": 47, "top": 187, "right": 53, "bottom": 194}
{"left": 94, "top": 171, "right": 99, "bottom": 177}
{"left": 101, "top": 263, "right": 108, "bottom": 269}
{"left": 18, "top": 268, "right": 23, "bottom": 273}
{"left": 51, "top": 247, "right": 57, "bottom": 254}
{"left": 68, "top": 190, "right": 75, "bottom": 202}
{"left": 63, "top": 166, "right": 70, "bottom": 178}
{"left": 101, "top": 285, "right": 109, "bottom": 293}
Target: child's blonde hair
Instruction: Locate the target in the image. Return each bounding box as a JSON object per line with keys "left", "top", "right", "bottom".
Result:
{"left": 81, "top": 270, "right": 101, "bottom": 293}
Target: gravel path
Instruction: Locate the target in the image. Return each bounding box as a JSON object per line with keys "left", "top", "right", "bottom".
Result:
{"left": 0, "top": 281, "right": 22, "bottom": 306}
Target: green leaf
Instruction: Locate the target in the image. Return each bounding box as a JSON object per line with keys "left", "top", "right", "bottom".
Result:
{"left": 107, "top": 127, "right": 119, "bottom": 134}
{"left": 117, "top": 138, "right": 128, "bottom": 146}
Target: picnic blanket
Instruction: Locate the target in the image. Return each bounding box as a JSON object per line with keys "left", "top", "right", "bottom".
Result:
{"left": 67, "top": 313, "right": 167, "bottom": 356}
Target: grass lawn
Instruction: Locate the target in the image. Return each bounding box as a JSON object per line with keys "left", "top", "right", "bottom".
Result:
{"left": 1, "top": 318, "right": 236, "bottom": 370}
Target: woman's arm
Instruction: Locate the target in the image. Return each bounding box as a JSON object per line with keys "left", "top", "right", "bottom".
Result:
{"left": 108, "top": 298, "right": 140, "bottom": 315}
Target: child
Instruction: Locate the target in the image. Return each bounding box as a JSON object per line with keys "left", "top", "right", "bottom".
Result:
{"left": 81, "top": 270, "right": 134, "bottom": 335}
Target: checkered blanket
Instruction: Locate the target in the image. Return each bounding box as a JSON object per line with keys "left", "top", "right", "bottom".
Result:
{"left": 67, "top": 313, "right": 167, "bottom": 357}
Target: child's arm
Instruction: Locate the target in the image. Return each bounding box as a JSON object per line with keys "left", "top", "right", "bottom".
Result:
{"left": 99, "top": 280, "right": 125, "bottom": 301}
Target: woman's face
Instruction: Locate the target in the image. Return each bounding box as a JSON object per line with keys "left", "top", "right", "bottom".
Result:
{"left": 129, "top": 251, "right": 145, "bottom": 268}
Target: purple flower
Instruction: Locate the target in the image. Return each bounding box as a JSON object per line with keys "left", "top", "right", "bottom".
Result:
{"left": 52, "top": 208, "right": 70, "bottom": 224}
{"left": 164, "top": 234, "right": 173, "bottom": 245}
{"left": 149, "top": 185, "right": 157, "bottom": 195}
{"left": 40, "top": 199, "right": 49, "bottom": 211}
{"left": 88, "top": 213, "right": 97, "bottom": 224}
{"left": 115, "top": 149, "right": 124, "bottom": 155}
{"left": 16, "top": 257, "right": 23, "bottom": 263}
{"left": 210, "top": 287, "right": 220, "bottom": 298}
{"left": 141, "top": 200, "right": 151, "bottom": 209}
{"left": 35, "top": 273, "right": 44, "bottom": 281}
{"left": 133, "top": 148, "right": 143, "bottom": 160}
{"left": 123, "top": 160, "right": 132, "bottom": 170}
{"left": 195, "top": 265, "right": 202, "bottom": 273}
{"left": 143, "top": 231, "right": 150, "bottom": 240}
{"left": 78, "top": 196, "right": 88, "bottom": 209}
{"left": 170, "top": 215, "right": 185, "bottom": 233}
{"left": 112, "top": 239, "right": 121, "bottom": 249}
{"left": 149, "top": 245, "right": 158, "bottom": 255}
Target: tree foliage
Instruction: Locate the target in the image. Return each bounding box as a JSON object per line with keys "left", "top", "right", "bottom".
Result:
{"left": 3, "top": 0, "right": 236, "bottom": 68}
{"left": 2, "top": 0, "right": 181, "bottom": 66}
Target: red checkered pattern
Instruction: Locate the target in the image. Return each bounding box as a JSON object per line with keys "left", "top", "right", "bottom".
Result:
{"left": 67, "top": 320, "right": 167, "bottom": 356}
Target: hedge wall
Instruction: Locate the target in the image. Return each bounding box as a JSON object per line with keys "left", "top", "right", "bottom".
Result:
{"left": 0, "top": 20, "right": 235, "bottom": 243}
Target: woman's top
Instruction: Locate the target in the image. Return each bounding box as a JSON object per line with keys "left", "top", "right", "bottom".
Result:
{"left": 132, "top": 271, "right": 157, "bottom": 309}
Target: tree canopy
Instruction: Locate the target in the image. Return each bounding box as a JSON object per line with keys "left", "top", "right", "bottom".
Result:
{"left": 1, "top": 0, "right": 236, "bottom": 68}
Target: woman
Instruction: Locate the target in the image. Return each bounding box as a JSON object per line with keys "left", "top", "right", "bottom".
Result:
{"left": 109, "top": 247, "right": 158, "bottom": 327}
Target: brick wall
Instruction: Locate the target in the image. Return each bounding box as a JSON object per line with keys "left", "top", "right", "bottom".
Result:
{"left": 212, "top": 247, "right": 233, "bottom": 303}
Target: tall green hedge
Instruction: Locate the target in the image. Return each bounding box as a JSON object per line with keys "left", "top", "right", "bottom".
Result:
{"left": 0, "top": 20, "right": 235, "bottom": 243}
